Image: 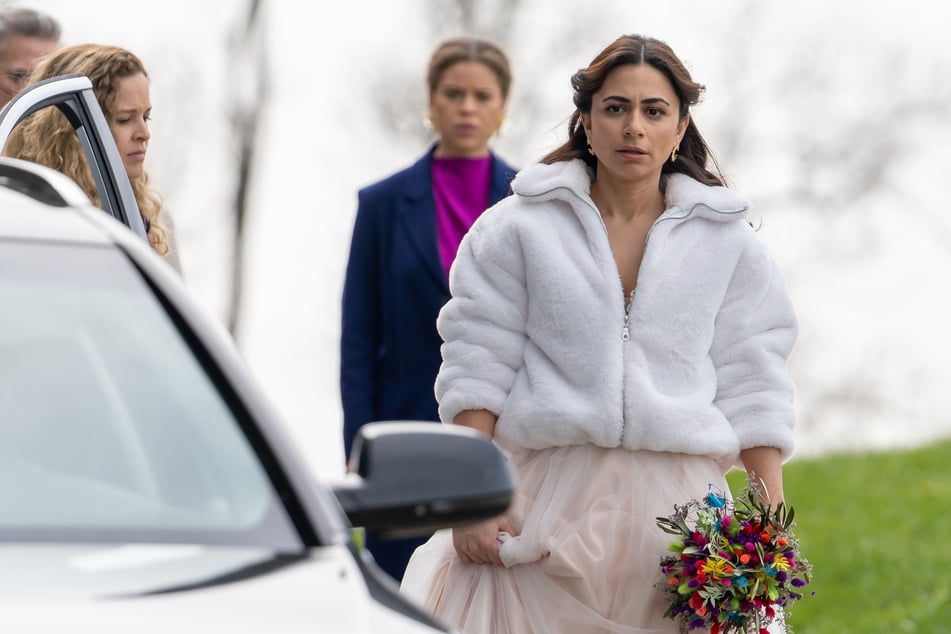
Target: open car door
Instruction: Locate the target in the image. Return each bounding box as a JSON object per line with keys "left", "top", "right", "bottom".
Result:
{"left": 0, "top": 73, "right": 147, "bottom": 240}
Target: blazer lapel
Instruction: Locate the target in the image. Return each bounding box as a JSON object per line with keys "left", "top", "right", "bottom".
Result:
{"left": 397, "top": 150, "right": 449, "bottom": 293}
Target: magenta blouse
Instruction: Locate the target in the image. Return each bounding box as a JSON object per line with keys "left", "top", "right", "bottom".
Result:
{"left": 432, "top": 154, "right": 493, "bottom": 281}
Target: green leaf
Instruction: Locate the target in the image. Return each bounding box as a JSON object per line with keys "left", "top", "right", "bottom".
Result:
{"left": 784, "top": 506, "right": 796, "bottom": 530}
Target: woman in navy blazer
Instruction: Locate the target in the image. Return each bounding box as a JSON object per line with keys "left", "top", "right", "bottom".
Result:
{"left": 340, "top": 36, "right": 517, "bottom": 581}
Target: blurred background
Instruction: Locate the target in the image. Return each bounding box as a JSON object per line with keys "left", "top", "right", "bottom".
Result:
{"left": 19, "top": 0, "right": 951, "bottom": 480}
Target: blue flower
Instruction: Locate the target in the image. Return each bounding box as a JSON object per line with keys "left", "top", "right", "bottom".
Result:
{"left": 705, "top": 491, "right": 727, "bottom": 508}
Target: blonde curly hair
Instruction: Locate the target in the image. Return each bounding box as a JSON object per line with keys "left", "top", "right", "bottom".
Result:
{"left": 4, "top": 43, "right": 168, "bottom": 255}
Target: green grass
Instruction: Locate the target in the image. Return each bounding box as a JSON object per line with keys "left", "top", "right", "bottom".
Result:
{"left": 726, "top": 438, "right": 951, "bottom": 633}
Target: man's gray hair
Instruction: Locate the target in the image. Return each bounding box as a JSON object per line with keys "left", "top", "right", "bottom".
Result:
{"left": 0, "top": 6, "right": 61, "bottom": 47}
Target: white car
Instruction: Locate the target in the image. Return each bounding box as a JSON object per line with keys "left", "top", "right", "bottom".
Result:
{"left": 0, "top": 80, "right": 513, "bottom": 632}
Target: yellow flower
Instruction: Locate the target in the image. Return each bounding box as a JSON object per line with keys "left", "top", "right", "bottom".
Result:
{"left": 700, "top": 558, "right": 733, "bottom": 578}
{"left": 771, "top": 556, "right": 792, "bottom": 573}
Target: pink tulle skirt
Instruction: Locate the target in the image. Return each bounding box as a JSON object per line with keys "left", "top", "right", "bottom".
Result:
{"left": 400, "top": 445, "right": 731, "bottom": 634}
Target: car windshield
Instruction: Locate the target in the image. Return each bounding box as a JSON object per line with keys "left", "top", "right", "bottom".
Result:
{"left": 0, "top": 241, "right": 299, "bottom": 548}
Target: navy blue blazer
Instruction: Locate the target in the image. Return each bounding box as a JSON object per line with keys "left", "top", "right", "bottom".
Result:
{"left": 340, "top": 146, "right": 517, "bottom": 460}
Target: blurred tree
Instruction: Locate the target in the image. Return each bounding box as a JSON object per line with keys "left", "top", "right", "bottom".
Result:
{"left": 696, "top": 1, "right": 951, "bottom": 449}
{"left": 225, "top": 0, "right": 270, "bottom": 335}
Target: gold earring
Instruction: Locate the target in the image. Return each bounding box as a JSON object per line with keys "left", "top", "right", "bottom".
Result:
{"left": 422, "top": 111, "right": 434, "bottom": 133}
{"left": 670, "top": 142, "right": 680, "bottom": 162}
{"left": 585, "top": 131, "right": 595, "bottom": 156}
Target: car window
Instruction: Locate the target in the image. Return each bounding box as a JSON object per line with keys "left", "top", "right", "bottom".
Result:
{"left": 0, "top": 241, "right": 299, "bottom": 549}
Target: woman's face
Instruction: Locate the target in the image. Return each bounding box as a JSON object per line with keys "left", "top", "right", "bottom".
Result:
{"left": 582, "top": 63, "right": 688, "bottom": 187}
{"left": 107, "top": 72, "right": 151, "bottom": 180}
{"left": 429, "top": 60, "right": 506, "bottom": 158}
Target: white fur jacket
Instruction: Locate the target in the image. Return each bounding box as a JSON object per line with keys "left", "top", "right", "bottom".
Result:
{"left": 435, "top": 159, "right": 798, "bottom": 468}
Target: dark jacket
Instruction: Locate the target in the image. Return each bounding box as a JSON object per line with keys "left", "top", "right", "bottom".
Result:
{"left": 338, "top": 146, "right": 515, "bottom": 582}
{"left": 341, "top": 146, "right": 516, "bottom": 459}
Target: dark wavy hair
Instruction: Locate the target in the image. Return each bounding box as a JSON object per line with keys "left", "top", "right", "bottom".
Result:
{"left": 542, "top": 34, "right": 724, "bottom": 187}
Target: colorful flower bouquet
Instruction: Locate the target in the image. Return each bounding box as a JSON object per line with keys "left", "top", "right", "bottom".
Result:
{"left": 655, "top": 483, "right": 812, "bottom": 634}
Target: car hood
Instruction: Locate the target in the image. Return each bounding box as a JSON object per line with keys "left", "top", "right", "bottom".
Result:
{"left": 0, "top": 543, "right": 443, "bottom": 633}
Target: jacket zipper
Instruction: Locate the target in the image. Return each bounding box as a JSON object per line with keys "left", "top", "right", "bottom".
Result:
{"left": 572, "top": 190, "right": 726, "bottom": 340}
{"left": 622, "top": 290, "right": 634, "bottom": 341}
{"left": 618, "top": 203, "right": 706, "bottom": 339}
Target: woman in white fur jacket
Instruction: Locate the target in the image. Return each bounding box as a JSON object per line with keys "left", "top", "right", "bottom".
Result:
{"left": 401, "top": 33, "right": 797, "bottom": 634}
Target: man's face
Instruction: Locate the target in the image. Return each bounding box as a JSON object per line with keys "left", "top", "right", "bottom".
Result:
{"left": 0, "top": 33, "right": 58, "bottom": 107}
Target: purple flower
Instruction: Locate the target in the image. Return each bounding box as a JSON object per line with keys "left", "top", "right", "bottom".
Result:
{"left": 791, "top": 578, "right": 807, "bottom": 587}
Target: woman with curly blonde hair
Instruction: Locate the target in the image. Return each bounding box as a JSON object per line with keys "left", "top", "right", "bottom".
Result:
{"left": 5, "top": 43, "right": 179, "bottom": 268}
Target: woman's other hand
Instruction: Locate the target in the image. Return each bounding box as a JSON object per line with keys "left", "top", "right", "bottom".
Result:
{"left": 452, "top": 515, "right": 518, "bottom": 566}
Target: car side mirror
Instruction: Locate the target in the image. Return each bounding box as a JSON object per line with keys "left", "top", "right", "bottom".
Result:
{"left": 331, "top": 422, "right": 514, "bottom": 539}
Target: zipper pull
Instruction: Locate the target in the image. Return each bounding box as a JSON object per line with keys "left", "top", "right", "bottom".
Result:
{"left": 622, "top": 289, "right": 634, "bottom": 342}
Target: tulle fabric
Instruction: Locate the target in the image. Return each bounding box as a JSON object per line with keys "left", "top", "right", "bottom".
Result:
{"left": 401, "top": 445, "right": 730, "bottom": 634}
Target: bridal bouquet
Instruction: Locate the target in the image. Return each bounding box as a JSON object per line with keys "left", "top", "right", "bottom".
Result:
{"left": 655, "top": 483, "right": 812, "bottom": 634}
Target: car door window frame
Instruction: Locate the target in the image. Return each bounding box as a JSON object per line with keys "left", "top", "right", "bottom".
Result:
{"left": 0, "top": 73, "right": 147, "bottom": 239}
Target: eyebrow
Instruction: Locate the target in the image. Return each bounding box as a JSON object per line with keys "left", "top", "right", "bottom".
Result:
{"left": 441, "top": 82, "right": 500, "bottom": 92}
{"left": 601, "top": 95, "right": 671, "bottom": 107}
